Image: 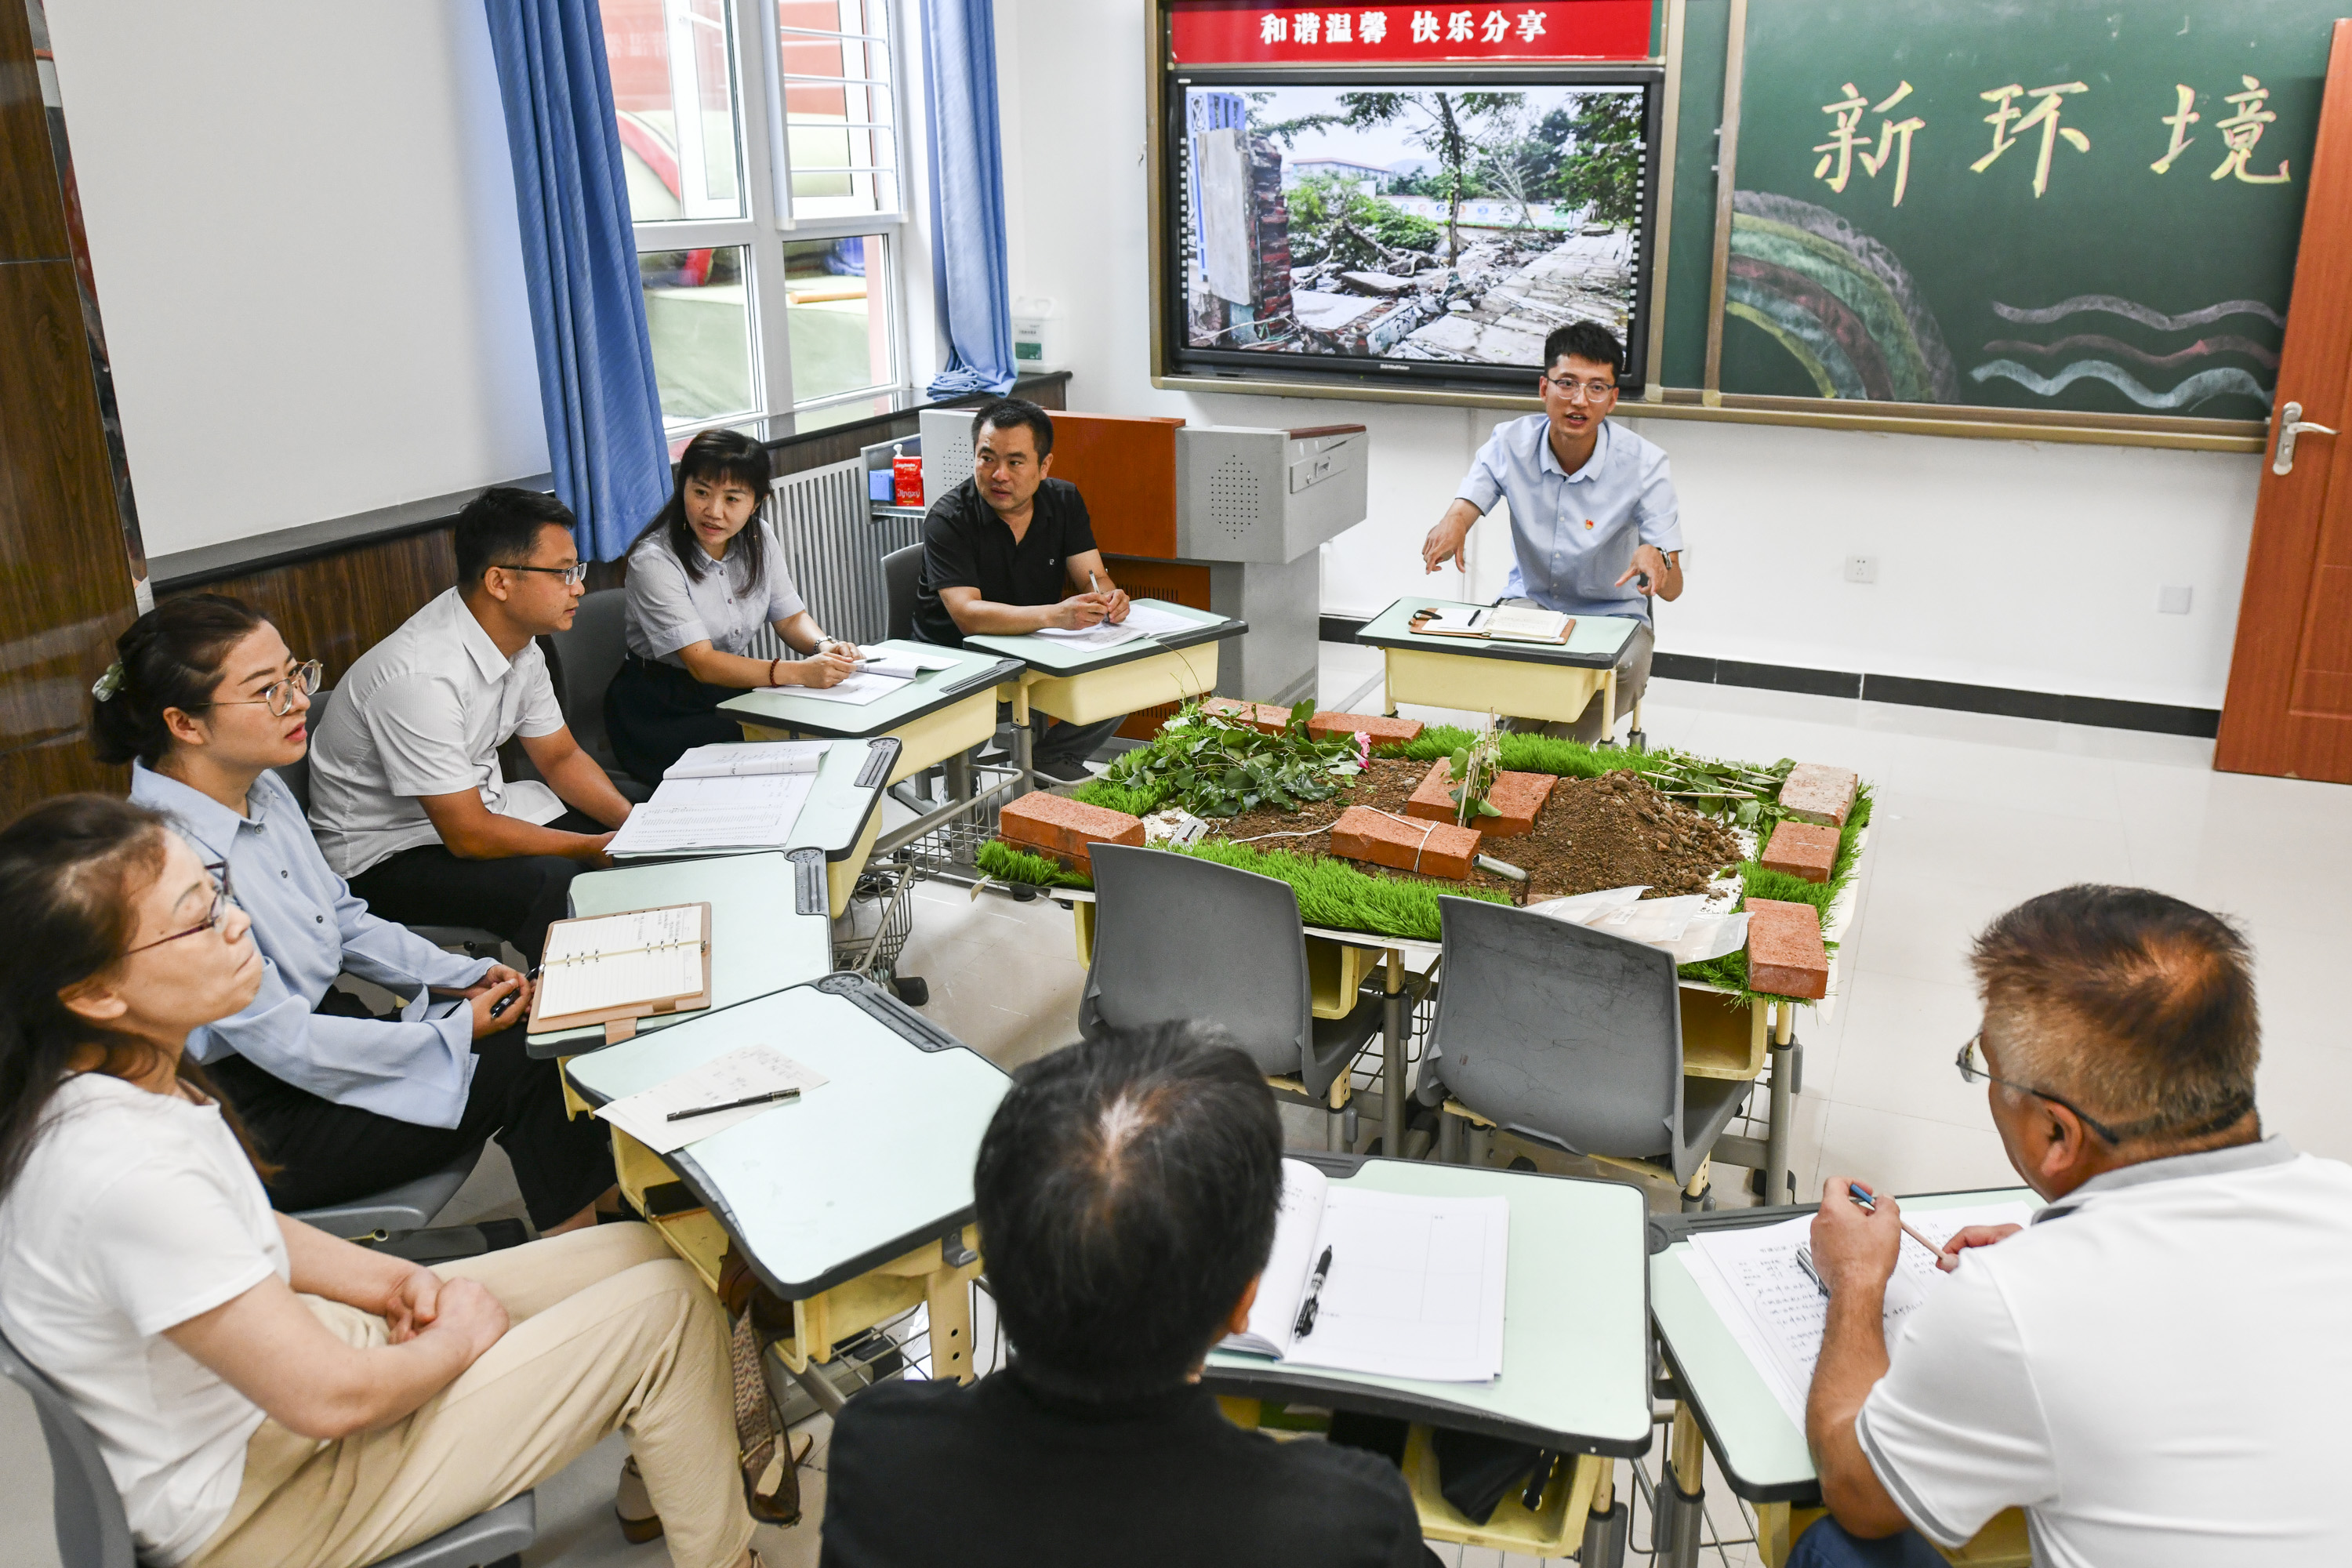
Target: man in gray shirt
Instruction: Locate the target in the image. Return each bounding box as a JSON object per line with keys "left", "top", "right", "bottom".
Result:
{"left": 308, "top": 488, "right": 634, "bottom": 960}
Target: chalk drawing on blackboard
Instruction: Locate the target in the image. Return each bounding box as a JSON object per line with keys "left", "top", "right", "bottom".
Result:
{"left": 1981, "top": 336, "right": 2279, "bottom": 372}
{"left": 1989, "top": 296, "right": 2285, "bottom": 332}
{"left": 1969, "top": 361, "right": 2274, "bottom": 411}
{"left": 1725, "top": 191, "right": 1960, "bottom": 403}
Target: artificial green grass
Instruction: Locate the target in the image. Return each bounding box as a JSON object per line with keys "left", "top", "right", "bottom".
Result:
{"left": 1066, "top": 776, "right": 1167, "bottom": 818}
{"left": 1382, "top": 724, "right": 1630, "bottom": 781}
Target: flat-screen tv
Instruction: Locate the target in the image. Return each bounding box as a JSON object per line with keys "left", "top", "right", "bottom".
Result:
{"left": 1164, "top": 71, "right": 1663, "bottom": 394}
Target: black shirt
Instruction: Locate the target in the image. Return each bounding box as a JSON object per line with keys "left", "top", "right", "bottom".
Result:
{"left": 911, "top": 476, "right": 1098, "bottom": 648}
{"left": 818, "top": 1371, "right": 1435, "bottom": 1568}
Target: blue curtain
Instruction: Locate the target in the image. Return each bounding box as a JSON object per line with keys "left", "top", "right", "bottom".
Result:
{"left": 484, "top": 0, "right": 671, "bottom": 561}
{"left": 921, "top": 0, "right": 1017, "bottom": 397}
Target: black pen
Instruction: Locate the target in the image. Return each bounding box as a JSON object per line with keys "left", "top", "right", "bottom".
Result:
{"left": 1293, "top": 1246, "right": 1334, "bottom": 1339}
{"left": 488, "top": 965, "right": 538, "bottom": 1020}
{"left": 1795, "top": 1243, "right": 1830, "bottom": 1299}
{"left": 666, "top": 1086, "right": 800, "bottom": 1123}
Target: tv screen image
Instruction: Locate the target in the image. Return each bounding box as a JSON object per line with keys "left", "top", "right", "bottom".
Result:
{"left": 1175, "top": 82, "right": 1653, "bottom": 383}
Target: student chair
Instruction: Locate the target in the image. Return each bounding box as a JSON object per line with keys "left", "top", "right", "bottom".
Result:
{"left": 1417, "top": 896, "right": 1750, "bottom": 1210}
{"left": 541, "top": 590, "right": 652, "bottom": 802}
{"left": 881, "top": 543, "right": 924, "bottom": 643}
{"left": 1079, "top": 844, "right": 1385, "bottom": 1147}
{"left": 288, "top": 1140, "right": 520, "bottom": 1265}
{"left": 0, "top": 1326, "right": 536, "bottom": 1568}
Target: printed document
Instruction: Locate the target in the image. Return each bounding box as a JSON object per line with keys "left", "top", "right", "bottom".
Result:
{"left": 593, "top": 1044, "right": 828, "bottom": 1154}
{"left": 855, "top": 650, "right": 959, "bottom": 681}
{"left": 666, "top": 740, "right": 828, "bottom": 779}
{"left": 763, "top": 670, "right": 911, "bottom": 706}
{"left": 1031, "top": 619, "right": 1150, "bottom": 648}
{"left": 1218, "top": 1159, "right": 1508, "bottom": 1383}
{"left": 535, "top": 905, "right": 704, "bottom": 1020}
{"left": 607, "top": 771, "right": 814, "bottom": 857}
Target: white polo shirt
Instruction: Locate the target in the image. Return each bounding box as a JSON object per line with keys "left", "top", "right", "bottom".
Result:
{"left": 1856, "top": 1138, "right": 2352, "bottom": 1566}
{"left": 307, "top": 586, "right": 568, "bottom": 877}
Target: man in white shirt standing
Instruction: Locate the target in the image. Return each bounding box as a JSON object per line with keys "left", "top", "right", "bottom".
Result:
{"left": 309, "top": 488, "right": 635, "bottom": 961}
{"left": 1799, "top": 884, "right": 2352, "bottom": 1566}
{"left": 1421, "top": 321, "right": 1682, "bottom": 744}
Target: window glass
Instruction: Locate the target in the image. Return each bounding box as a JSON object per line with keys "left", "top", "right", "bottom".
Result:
{"left": 641, "top": 247, "right": 757, "bottom": 424}
{"left": 603, "top": 0, "right": 744, "bottom": 222}
{"left": 784, "top": 235, "right": 892, "bottom": 404}
{"left": 776, "top": 0, "right": 898, "bottom": 218}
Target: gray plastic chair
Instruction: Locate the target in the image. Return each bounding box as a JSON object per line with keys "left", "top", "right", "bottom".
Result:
{"left": 542, "top": 590, "right": 651, "bottom": 800}
{"left": 290, "top": 1140, "right": 485, "bottom": 1243}
{"left": 1417, "top": 896, "right": 1750, "bottom": 1207}
{"left": 0, "top": 1325, "right": 535, "bottom": 1568}
{"left": 882, "top": 543, "right": 924, "bottom": 643}
{"left": 1079, "top": 844, "right": 1384, "bottom": 1142}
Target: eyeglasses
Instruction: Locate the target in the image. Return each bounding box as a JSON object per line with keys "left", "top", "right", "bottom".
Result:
{"left": 501, "top": 561, "right": 590, "bottom": 586}
{"left": 1955, "top": 1031, "right": 2122, "bottom": 1145}
{"left": 1543, "top": 375, "right": 1618, "bottom": 402}
{"left": 194, "top": 659, "right": 322, "bottom": 719}
{"left": 125, "top": 862, "right": 238, "bottom": 956}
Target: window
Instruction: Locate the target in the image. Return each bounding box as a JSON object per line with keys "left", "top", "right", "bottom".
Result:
{"left": 602, "top": 0, "right": 910, "bottom": 430}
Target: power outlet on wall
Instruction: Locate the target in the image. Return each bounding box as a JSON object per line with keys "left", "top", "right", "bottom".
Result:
{"left": 2157, "top": 585, "right": 2194, "bottom": 615}
{"left": 1844, "top": 555, "right": 1879, "bottom": 584}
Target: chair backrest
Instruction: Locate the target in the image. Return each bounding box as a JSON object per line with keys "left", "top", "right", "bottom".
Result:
{"left": 544, "top": 589, "right": 630, "bottom": 771}
{"left": 271, "top": 685, "right": 334, "bottom": 818}
{"left": 1082, "top": 844, "right": 1313, "bottom": 1080}
{"left": 0, "top": 1327, "right": 136, "bottom": 1568}
{"left": 1426, "top": 896, "right": 1686, "bottom": 1163}
{"left": 881, "top": 543, "right": 924, "bottom": 643}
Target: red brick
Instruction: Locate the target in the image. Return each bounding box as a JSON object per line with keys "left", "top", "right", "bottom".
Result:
{"left": 1760, "top": 821, "right": 1840, "bottom": 884}
{"left": 1779, "top": 764, "right": 1859, "bottom": 827}
{"left": 1198, "top": 697, "right": 1293, "bottom": 734}
{"left": 1329, "top": 804, "right": 1479, "bottom": 880}
{"left": 1746, "top": 898, "right": 1828, "bottom": 1000}
{"left": 1305, "top": 710, "right": 1424, "bottom": 746}
{"left": 999, "top": 793, "right": 1145, "bottom": 877}
{"left": 1403, "top": 762, "right": 1555, "bottom": 837}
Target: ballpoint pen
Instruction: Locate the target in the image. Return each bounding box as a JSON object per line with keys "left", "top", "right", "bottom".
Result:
{"left": 1292, "top": 1246, "right": 1334, "bottom": 1339}
{"left": 666, "top": 1087, "right": 800, "bottom": 1123}
{"left": 488, "top": 964, "right": 539, "bottom": 1020}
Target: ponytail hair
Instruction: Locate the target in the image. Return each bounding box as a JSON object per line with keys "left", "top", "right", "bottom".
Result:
{"left": 625, "top": 428, "right": 775, "bottom": 593}
{"left": 89, "top": 594, "right": 269, "bottom": 769}
{"left": 0, "top": 796, "right": 274, "bottom": 1197}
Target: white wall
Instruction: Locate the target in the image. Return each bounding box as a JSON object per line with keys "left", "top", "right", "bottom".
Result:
{"left": 992, "top": 0, "right": 2262, "bottom": 711}
{"left": 45, "top": 0, "right": 548, "bottom": 559}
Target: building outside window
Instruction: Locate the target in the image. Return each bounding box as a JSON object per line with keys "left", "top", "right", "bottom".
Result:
{"left": 601, "top": 0, "right": 908, "bottom": 431}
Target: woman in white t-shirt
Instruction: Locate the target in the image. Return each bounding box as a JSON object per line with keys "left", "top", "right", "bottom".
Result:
{"left": 0, "top": 797, "right": 767, "bottom": 1568}
{"left": 605, "top": 429, "right": 863, "bottom": 782}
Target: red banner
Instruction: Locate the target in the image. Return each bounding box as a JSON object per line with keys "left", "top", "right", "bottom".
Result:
{"left": 1169, "top": 2, "right": 1655, "bottom": 65}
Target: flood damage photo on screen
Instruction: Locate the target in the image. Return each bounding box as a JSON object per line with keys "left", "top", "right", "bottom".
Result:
{"left": 1169, "top": 76, "right": 1661, "bottom": 393}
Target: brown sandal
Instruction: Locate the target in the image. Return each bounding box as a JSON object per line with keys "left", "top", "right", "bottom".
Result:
{"left": 615, "top": 1435, "right": 812, "bottom": 1543}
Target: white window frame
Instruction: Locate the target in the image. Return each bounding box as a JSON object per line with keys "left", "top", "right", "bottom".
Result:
{"left": 622, "top": 0, "right": 913, "bottom": 430}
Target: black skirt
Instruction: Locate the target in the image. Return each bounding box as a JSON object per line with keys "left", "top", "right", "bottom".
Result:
{"left": 604, "top": 654, "right": 746, "bottom": 782}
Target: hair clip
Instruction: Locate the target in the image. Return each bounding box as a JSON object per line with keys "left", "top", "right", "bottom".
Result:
{"left": 90, "top": 661, "right": 125, "bottom": 702}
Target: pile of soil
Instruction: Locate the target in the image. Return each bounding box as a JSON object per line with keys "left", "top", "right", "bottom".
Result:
{"left": 1203, "top": 758, "right": 1744, "bottom": 902}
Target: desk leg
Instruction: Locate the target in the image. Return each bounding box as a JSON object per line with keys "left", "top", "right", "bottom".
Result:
{"left": 1381, "top": 950, "right": 1407, "bottom": 1156}
{"left": 943, "top": 747, "right": 973, "bottom": 805}
{"left": 925, "top": 1249, "right": 976, "bottom": 1385}
{"left": 1656, "top": 1403, "right": 1708, "bottom": 1568}
{"left": 1381, "top": 650, "right": 1399, "bottom": 717}
{"left": 1766, "top": 1003, "right": 1795, "bottom": 1206}
{"left": 1010, "top": 681, "right": 1033, "bottom": 800}
{"left": 1579, "top": 1457, "right": 1628, "bottom": 1568}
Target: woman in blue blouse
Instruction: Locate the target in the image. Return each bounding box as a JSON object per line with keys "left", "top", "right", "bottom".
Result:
{"left": 93, "top": 595, "right": 616, "bottom": 1235}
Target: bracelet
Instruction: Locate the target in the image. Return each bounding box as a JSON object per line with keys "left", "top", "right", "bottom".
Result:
{"left": 769, "top": 657, "right": 782, "bottom": 687}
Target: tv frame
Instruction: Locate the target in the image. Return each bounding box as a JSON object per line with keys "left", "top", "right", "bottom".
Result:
{"left": 1159, "top": 64, "right": 1666, "bottom": 399}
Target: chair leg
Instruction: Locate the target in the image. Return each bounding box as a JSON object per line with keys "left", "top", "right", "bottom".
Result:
{"left": 1438, "top": 1109, "right": 1465, "bottom": 1164}
{"left": 1680, "top": 1157, "right": 1713, "bottom": 1214}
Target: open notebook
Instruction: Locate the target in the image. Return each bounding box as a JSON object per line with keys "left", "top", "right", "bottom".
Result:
{"left": 526, "top": 903, "right": 711, "bottom": 1035}
{"left": 1409, "top": 604, "right": 1574, "bottom": 644}
{"left": 666, "top": 740, "right": 827, "bottom": 778}
{"left": 1218, "top": 1159, "right": 1508, "bottom": 1383}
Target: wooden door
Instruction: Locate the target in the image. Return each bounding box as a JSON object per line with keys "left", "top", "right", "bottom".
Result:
{"left": 2217, "top": 20, "right": 2352, "bottom": 781}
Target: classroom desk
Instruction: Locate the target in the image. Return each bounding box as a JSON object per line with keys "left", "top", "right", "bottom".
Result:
{"left": 720, "top": 639, "right": 1022, "bottom": 788}
{"left": 1355, "top": 596, "right": 1643, "bottom": 734}
{"left": 1648, "top": 1191, "right": 2042, "bottom": 1567}
{"left": 1203, "top": 1154, "right": 1653, "bottom": 1559}
{"left": 564, "top": 977, "right": 1011, "bottom": 1393}
{"left": 966, "top": 601, "right": 1245, "bottom": 785}
{"left": 526, "top": 851, "right": 834, "bottom": 1059}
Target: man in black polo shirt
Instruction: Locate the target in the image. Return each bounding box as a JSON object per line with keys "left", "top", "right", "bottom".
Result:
{"left": 912, "top": 397, "right": 1130, "bottom": 781}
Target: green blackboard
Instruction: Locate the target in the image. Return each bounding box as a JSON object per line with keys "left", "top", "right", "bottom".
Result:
{"left": 1653, "top": 0, "right": 2345, "bottom": 431}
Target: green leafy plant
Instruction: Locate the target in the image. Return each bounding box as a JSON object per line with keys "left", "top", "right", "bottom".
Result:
{"left": 1096, "top": 698, "right": 1360, "bottom": 820}
{"left": 1446, "top": 726, "right": 1504, "bottom": 826}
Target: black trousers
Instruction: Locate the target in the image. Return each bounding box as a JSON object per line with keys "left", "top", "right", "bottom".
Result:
{"left": 347, "top": 809, "right": 605, "bottom": 963}
{"left": 208, "top": 1000, "right": 615, "bottom": 1232}
{"left": 604, "top": 653, "right": 740, "bottom": 784}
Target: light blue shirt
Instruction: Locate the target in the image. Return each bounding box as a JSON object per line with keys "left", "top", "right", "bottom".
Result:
{"left": 1456, "top": 415, "right": 1684, "bottom": 622}
{"left": 130, "top": 763, "right": 492, "bottom": 1128}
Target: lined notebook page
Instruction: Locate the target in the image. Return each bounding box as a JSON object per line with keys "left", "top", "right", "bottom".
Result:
{"left": 536, "top": 906, "right": 702, "bottom": 1018}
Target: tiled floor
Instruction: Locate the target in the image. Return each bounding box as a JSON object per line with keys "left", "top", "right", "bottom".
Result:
{"left": 7, "top": 647, "right": 2347, "bottom": 1567}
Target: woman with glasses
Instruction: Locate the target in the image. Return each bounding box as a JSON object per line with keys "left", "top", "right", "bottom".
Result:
{"left": 604, "top": 429, "right": 862, "bottom": 783}
{"left": 93, "top": 594, "right": 619, "bottom": 1238}
{"left": 0, "top": 797, "right": 766, "bottom": 1568}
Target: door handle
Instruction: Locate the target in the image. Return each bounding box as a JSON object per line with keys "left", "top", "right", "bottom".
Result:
{"left": 2272, "top": 400, "right": 2339, "bottom": 475}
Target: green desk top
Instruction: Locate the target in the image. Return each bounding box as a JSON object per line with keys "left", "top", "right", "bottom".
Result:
{"left": 1356, "top": 596, "right": 1642, "bottom": 670}
{"left": 527, "top": 851, "right": 834, "bottom": 1058}
{"left": 718, "top": 639, "right": 1021, "bottom": 739}
{"left": 564, "top": 978, "right": 1011, "bottom": 1298}
{"left": 1649, "top": 1187, "right": 2042, "bottom": 1501}
{"left": 1201, "top": 1155, "right": 1653, "bottom": 1454}
{"left": 964, "top": 599, "right": 1245, "bottom": 675}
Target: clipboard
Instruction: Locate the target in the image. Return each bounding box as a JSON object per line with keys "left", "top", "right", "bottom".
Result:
{"left": 524, "top": 902, "right": 713, "bottom": 1047}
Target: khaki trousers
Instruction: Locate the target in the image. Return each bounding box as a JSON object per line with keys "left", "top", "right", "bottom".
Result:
{"left": 188, "top": 1223, "right": 755, "bottom": 1568}
{"left": 1499, "top": 605, "right": 1654, "bottom": 744}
